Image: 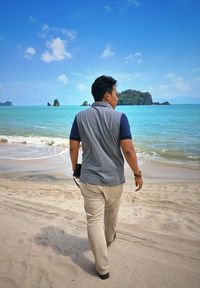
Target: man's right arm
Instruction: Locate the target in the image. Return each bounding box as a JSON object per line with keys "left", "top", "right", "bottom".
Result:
{"left": 69, "top": 116, "right": 81, "bottom": 172}
{"left": 120, "top": 139, "right": 143, "bottom": 191}
{"left": 70, "top": 140, "right": 80, "bottom": 171}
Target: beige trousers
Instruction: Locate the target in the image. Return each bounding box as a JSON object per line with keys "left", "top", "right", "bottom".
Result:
{"left": 80, "top": 183, "right": 124, "bottom": 275}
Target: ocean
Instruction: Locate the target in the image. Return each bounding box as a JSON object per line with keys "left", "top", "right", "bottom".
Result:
{"left": 0, "top": 104, "right": 199, "bottom": 168}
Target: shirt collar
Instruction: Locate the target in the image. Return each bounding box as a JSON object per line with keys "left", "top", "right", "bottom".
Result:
{"left": 91, "top": 101, "right": 113, "bottom": 109}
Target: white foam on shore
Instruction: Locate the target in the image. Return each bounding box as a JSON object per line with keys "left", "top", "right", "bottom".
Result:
{"left": 0, "top": 135, "right": 69, "bottom": 148}
{"left": 137, "top": 150, "right": 200, "bottom": 168}
{"left": 0, "top": 149, "right": 67, "bottom": 161}
{"left": 0, "top": 135, "right": 199, "bottom": 168}
{"left": 0, "top": 140, "right": 68, "bottom": 161}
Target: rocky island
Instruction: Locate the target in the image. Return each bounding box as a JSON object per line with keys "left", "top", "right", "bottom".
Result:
{"left": 0, "top": 101, "right": 13, "bottom": 106}
{"left": 81, "top": 101, "right": 90, "bottom": 106}
{"left": 47, "top": 99, "right": 60, "bottom": 106}
{"left": 118, "top": 90, "right": 170, "bottom": 105}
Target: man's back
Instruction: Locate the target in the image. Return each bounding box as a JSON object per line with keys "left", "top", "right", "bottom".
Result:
{"left": 76, "top": 102, "right": 125, "bottom": 185}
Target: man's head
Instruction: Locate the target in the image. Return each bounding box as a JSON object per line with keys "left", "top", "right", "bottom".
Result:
{"left": 91, "top": 75, "right": 118, "bottom": 108}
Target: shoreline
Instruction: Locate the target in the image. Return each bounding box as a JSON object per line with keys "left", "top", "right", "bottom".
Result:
{"left": 1, "top": 134, "right": 200, "bottom": 170}
{"left": 0, "top": 148, "right": 199, "bottom": 183}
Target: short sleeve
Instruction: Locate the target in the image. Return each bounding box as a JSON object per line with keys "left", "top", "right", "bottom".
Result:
{"left": 70, "top": 116, "right": 81, "bottom": 141}
{"left": 119, "top": 113, "right": 132, "bottom": 140}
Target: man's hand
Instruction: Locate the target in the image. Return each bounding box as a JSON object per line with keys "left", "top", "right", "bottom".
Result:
{"left": 120, "top": 139, "right": 143, "bottom": 192}
{"left": 135, "top": 176, "right": 143, "bottom": 192}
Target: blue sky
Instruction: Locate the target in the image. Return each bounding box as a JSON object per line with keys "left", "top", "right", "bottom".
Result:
{"left": 0, "top": 0, "right": 200, "bottom": 105}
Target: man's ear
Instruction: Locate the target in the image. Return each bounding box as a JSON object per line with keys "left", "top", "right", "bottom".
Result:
{"left": 104, "top": 92, "right": 110, "bottom": 100}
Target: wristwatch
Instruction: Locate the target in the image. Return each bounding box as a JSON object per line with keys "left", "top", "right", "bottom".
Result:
{"left": 134, "top": 170, "right": 142, "bottom": 178}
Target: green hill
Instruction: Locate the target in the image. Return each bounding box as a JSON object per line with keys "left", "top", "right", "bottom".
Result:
{"left": 118, "top": 90, "right": 153, "bottom": 105}
{"left": 0, "top": 101, "right": 13, "bottom": 106}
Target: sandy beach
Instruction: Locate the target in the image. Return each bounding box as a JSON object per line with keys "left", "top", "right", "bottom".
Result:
{"left": 0, "top": 150, "right": 200, "bottom": 288}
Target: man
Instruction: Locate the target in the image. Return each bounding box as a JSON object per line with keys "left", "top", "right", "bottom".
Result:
{"left": 69, "top": 75, "right": 143, "bottom": 280}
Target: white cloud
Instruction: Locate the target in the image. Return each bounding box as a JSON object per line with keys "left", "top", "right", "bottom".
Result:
{"left": 42, "top": 23, "right": 49, "bottom": 31}
{"left": 24, "top": 47, "right": 36, "bottom": 59}
{"left": 165, "top": 73, "right": 189, "bottom": 91}
{"left": 77, "top": 83, "right": 87, "bottom": 91}
{"left": 127, "top": 0, "right": 141, "bottom": 6}
{"left": 51, "top": 27, "right": 77, "bottom": 41}
{"left": 103, "top": 5, "right": 112, "bottom": 12}
{"left": 41, "top": 37, "right": 71, "bottom": 63}
{"left": 39, "top": 23, "right": 50, "bottom": 38}
{"left": 38, "top": 23, "right": 77, "bottom": 42}
{"left": 125, "top": 51, "right": 142, "bottom": 64}
{"left": 101, "top": 45, "right": 115, "bottom": 58}
{"left": 29, "top": 16, "right": 38, "bottom": 23}
{"left": 58, "top": 74, "right": 68, "bottom": 84}
{"left": 116, "top": 0, "right": 141, "bottom": 12}
{"left": 150, "top": 73, "right": 192, "bottom": 100}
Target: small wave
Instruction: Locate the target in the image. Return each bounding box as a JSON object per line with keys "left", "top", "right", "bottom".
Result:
{"left": 0, "top": 136, "right": 69, "bottom": 160}
{"left": 34, "top": 125, "right": 48, "bottom": 129}
{"left": 136, "top": 148, "right": 200, "bottom": 168}
{"left": 0, "top": 149, "right": 68, "bottom": 161}
{"left": 0, "top": 135, "right": 69, "bottom": 148}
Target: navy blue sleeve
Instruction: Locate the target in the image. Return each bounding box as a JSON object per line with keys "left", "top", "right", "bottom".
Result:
{"left": 119, "top": 113, "right": 132, "bottom": 140}
{"left": 70, "top": 116, "right": 81, "bottom": 141}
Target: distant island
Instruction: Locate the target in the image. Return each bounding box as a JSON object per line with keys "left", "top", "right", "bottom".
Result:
{"left": 81, "top": 101, "right": 90, "bottom": 106}
{"left": 0, "top": 101, "right": 13, "bottom": 106}
{"left": 47, "top": 99, "right": 60, "bottom": 106}
{"left": 118, "top": 90, "right": 170, "bottom": 105}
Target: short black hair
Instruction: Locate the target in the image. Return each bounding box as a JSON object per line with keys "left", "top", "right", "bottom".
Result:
{"left": 91, "top": 75, "right": 117, "bottom": 102}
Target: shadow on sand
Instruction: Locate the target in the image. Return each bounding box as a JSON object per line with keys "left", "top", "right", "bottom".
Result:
{"left": 34, "top": 225, "right": 95, "bottom": 276}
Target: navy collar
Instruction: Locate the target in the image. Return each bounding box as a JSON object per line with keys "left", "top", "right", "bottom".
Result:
{"left": 91, "top": 101, "right": 113, "bottom": 109}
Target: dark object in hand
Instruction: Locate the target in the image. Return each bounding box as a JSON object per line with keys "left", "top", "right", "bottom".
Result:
{"left": 73, "top": 164, "right": 82, "bottom": 177}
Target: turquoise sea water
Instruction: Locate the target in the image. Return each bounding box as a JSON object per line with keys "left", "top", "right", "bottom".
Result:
{"left": 0, "top": 104, "right": 199, "bottom": 167}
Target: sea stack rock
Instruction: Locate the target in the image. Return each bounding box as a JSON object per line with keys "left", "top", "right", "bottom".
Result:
{"left": 47, "top": 99, "right": 60, "bottom": 106}
{"left": 53, "top": 99, "right": 60, "bottom": 106}
{"left": 81, "top": 101, "right": 90, "bottom": 106}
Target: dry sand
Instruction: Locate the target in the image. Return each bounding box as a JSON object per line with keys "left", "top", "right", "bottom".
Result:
{"left": 0, "top": 172, "right": 200, "bottom": 288}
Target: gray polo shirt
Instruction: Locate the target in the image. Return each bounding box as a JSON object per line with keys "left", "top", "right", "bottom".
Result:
{"left": 70, "top": 101, "right": 132, "bottom": 186}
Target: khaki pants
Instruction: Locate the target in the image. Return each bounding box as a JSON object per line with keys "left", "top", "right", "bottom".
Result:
{"left": 80, "top": 183, "right": 124, "bottom": 275}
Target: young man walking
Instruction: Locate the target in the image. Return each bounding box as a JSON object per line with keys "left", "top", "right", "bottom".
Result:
{"left": 69, "top": 75, "right": 143, "bottom": 280}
